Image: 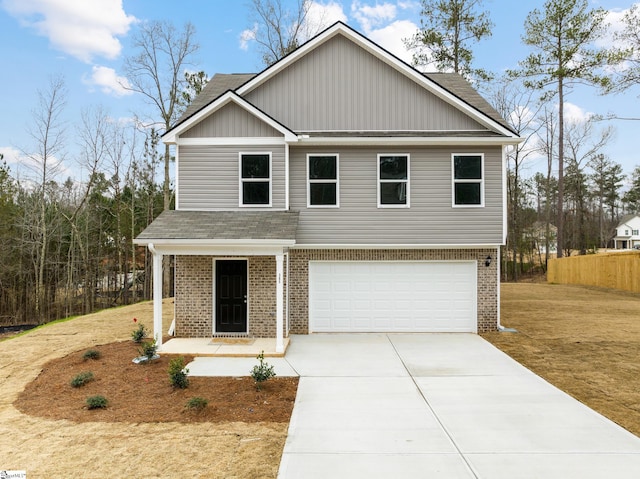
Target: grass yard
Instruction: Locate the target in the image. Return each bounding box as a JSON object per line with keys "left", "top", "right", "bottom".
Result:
{"left": 3, "top": 283, "right": 640, "bottom": 478}
{"left": 482, "top": 282, "right": 640, "bottom": 437}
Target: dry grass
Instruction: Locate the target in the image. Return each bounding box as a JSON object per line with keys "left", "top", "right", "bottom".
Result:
{"left": 4, "top": 283, "right": 640, "bottom": 477}
{"left": 0, "top": 300, "right": 291, "bottom": 478}
{"left": 482, "top": 282, "right": 640, "bottom": 437}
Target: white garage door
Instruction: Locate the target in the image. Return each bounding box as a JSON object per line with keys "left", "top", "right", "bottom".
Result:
{"left": 309, "top": 261, "right": 477, "bottom": 332}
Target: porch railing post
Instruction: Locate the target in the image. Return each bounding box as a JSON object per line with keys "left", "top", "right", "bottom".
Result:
{"left": 148, "top": 243, "right": 163, "bottom": 348}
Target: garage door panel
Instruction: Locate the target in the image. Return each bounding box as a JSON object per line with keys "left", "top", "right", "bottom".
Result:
{"left": 309, "top": 261, "right": 477, "bottom": 333}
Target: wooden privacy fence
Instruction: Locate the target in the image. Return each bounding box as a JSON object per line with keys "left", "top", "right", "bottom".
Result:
{"left": 548, "top": 251, "right": 640, "bottom": 293}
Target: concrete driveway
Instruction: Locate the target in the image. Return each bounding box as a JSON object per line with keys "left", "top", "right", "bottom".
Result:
{"left": 276, "top": 333, "right": 640, "bottom": 479}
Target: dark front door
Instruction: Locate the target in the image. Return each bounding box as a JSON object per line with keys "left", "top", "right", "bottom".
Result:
{"left": 215, "top": 260, "right": 247, "bottom": 333}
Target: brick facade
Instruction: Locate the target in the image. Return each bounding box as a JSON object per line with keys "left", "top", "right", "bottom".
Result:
{"left": 174, "top": 248, "right": 498, "bottom": 338}
{"left": 174, "top": 255, "right": 280, "bottom": 338}
{"left": 288, "top": 248, "right": 498, "bottom": 334}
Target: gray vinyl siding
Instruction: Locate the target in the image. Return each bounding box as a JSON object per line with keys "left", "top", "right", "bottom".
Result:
{"left": 289, "top": 146, "right": 503, "bottom": 245}
{"left": 177, "top": 144, "right": 286, "bottom": 210}
{"left": 182, "top": 103, "right": 281, "bottom": 138}
{"left": 245, "top": 35, "right": 485, "bottom": 132}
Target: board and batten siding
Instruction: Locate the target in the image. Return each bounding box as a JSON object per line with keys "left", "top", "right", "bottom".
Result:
{"left": 289, "top": 146, "right": 503, "bottom": 245}
{"left": 181, "top": 102, "right": 282, "bottom": 138}
{"left": 245, "top": 35, "right": 485, "bottom": 133}
{"left": 177, "top": 144, "right": 286, "bottom": 210}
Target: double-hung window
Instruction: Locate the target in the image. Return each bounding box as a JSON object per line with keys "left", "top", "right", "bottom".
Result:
{"left": 240, "top": 152, "right": 271, "bottom": 206}
{"left": 452, "top": 154, "right": 484, "bottom": 207}
{"left": 378, "top": 154, "right": 409, "bottom": 207}
{"left": 307, "top": 154, "right": 339, "bottom": 207}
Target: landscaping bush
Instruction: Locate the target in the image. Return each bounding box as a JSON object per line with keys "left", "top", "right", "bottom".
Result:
{"left": 86, "top": 395, "right": 108, "bottom": 410}
{"left": 185, "top": 397, "right": 208, "bottom": 411}
{"left": 250, "top": 351, "right": 275, "bottom": 390}
{"left": 138, "top": 338, "right": 158, "bottom": 361}
{"left": 70, "top": 371, "right": 94, "bottom": 388}
{"left": 82, "top": 349, "right": 101, "bottom": 361}
{"left": 131, "top": 318, "right": 146, "bottom": 343}
{"left": 168, "top": 356, "right": 189, "bottom": 389}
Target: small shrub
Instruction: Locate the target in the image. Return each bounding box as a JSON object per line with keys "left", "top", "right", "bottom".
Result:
{"left": 131, "top": 319, "right": 146, "bottom": 343}
{"left": 83, "top": 349, "right": 101, "bottom": 361}
{"left": 86, "top": 395, "right": 108, "bottom": 410}
{"left": 185, "top": 397, "right": 208, "bottom": 411}
{"left": 168, "top": 356, "right": 189, "bottom": 389}
{"left": 70, "top": 371, "right": 94, "bottom": 388}
{"left": 138, "top": 338, "right": 158, "bottom": 360}
{"left": 250, "top": 351, "right": 276, "bottom": 390}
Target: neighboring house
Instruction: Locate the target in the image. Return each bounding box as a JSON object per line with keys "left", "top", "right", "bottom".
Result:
{"left": 134, "top": 22, "right": 521, "bottom": 352}
{"left": 527, "top": 222, "right": 557, "bottom": 255}
{"left": 613, "top": 215, "right": 640, "bottom": 249}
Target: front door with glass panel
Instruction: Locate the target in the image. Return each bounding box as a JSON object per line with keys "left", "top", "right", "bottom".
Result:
{"left": 215, "top": 260, "right": 248, "bottom": 333}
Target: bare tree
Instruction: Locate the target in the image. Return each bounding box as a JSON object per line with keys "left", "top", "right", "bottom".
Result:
{"left": 123, "top": 20, "right": 199, "bottom": 212}
{"left": 488, "top": 78, "right": 543, "bottom": 280}
{"left": 123, "top": 20, "right": 199, "bottom": 298}
{"left": 61, "top": 106, "right": 109, "bottom": 313}
{"left": 22, "top": 76, "right": 67, "bottom": 321}
{"left": 563, "top": 119, "right": 614, "bottom": 254}
{"left": 247, "top": 0, "right": 326, "bottom": 66}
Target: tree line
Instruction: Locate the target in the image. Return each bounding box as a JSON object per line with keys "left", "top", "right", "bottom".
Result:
{"left": 3, "top": 0, "right": 640, "bottom": 326}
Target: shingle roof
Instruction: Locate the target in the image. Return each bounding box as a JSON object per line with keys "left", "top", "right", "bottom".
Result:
{"left": 173, "top": 71, "right": 510, "bottom": 135}
{"left": 136, "top": 210, "right": 299, "bottom": 242}
{"left": 423, "top": 73, "right": 512, "bottom": 132}
{"left": 617, "top": 214, "right": 640, "bottom": 227}
{"left": 176, "top": 73, "right": 255, "bottom": 127}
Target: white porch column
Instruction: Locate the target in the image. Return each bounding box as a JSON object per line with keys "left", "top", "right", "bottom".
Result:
{"left": 148, "top": 243, "right": 163, "bottom": 347}
{"left": 276, "top": 252, "right": 284, "bottom": 353}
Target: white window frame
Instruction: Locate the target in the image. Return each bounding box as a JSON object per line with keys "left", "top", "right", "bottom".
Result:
{"left": 377, "top": 153, "right": 410, "bottom": 208}
{"left": 239, "top": 152, "right": 272, "bottom": 207}
{"left": 307, "top": 153, "right": 340, "bottom": 208}
{"left": 452, "top": 153, "right": 484, "bottom": 208}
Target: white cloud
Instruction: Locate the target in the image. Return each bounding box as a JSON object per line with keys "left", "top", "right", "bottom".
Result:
{"left": 84, "top": 65, "right": 132, "bottom": 97}
{"left": 305, "top": 1, "right": 347, "bottom": 34}
{"left": 351, "top": 0, "right": 397, "bottom": 33}
{"left": 0, "top": 146, "right": 23, "bottom": 165}
{"left": 2, "top": 0, "right": 136, "bottom": 62}
{"left": 239, "top": 24, "right": 257, "bottom": 51}
{"left": 367, "top": 20, "right": 418, "bottom": 64}
{"left": 239, "top": 2, "right": 346, "bottom": 51}
{"left": 598, "top": 7, "right": 629, "bottom": 49}
{"left": 563, "top": 102, "right": 593, "bottom": 123}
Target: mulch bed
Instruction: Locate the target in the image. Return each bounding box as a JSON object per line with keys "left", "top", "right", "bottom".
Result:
{"left": 15, "top": 340, "right": 298, "bottom": 424}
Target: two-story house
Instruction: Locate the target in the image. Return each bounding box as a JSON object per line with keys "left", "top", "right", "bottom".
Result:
{"left": 134, "top": 22, "right": 522, "bottom": 352}
{"left": 614, "top": 215, "right": 640, "bottom": 249}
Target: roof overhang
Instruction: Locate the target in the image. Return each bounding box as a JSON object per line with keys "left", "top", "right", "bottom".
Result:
{"left": 135, "top": 241, "right": 295, "bottom": 257}
{"left": 134, "top": 210, "right": 299, "bottom": 256}
{"left": 163, "top": 91, "right": 298, "bottom": 144}
{"left": 294, "top": 135, "right": 523, "bottom": 146}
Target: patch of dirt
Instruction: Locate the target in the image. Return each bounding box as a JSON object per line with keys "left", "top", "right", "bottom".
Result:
{"left": 15, "top": 340, "right": 298, "bottom": 424}
{"left": 482, "top": 282, "right": 640, "bottom": 437}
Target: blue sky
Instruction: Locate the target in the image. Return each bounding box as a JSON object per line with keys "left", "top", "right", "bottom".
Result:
{"left": 1, "top": 0, "right": 639, "bottom": 182}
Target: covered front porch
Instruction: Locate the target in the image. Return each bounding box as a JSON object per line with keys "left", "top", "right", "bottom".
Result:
{"left": 133, "top": 210, "right": 299, "bottom": 354}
